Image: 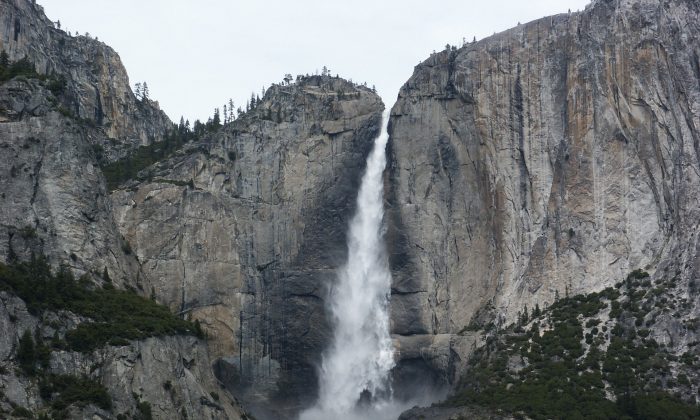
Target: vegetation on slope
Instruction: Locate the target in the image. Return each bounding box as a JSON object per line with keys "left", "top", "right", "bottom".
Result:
{"left": 100, "top": 123, "right": 204, "bottom": 191}
{"left": 0, "top": 256, "right": 203, "bottom": 353}
{"left": 447, "top": 270, "right": 700, "bottom": 419}
{"left": 0, "top": 256, "right": 209, "bottom": 416}
{"left": 0, "top": 50, "right": 66, "bottom": 94}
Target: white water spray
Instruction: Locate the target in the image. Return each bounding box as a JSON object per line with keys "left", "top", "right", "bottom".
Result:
{"left": 300, "top": 111, "right": 398, "bottom": 420}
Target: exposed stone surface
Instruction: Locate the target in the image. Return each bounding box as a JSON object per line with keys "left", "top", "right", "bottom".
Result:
{"left": 0, "top": 78, "right": 140, "bottom": 285}
{"left": 387, "top": 0, "right": 700, "bottom": 388}
{"left": 5, "top": 0, "right": 700, "bottom": 417}
{"left": 111, "top": 76, "right": 383, "bottom": 416}
{"left": 0, "top": 0, "right": 171, "bottom": 160}
{"left": 0, "top": 291, "right": 244, "bottom": 419}
{"left": 0, "top": 2, "right": 246, "bottom": 418}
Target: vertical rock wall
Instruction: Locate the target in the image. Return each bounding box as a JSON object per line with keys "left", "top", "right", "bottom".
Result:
{"left": 388, "top": 0, "right": 700, "bottom": 383}
{"left": 112, "top": 77, "right": 384, "bottom": 416}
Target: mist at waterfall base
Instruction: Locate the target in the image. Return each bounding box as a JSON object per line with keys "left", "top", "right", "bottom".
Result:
{"left": 299, "top": 112, "right": 440, "bottom": 420}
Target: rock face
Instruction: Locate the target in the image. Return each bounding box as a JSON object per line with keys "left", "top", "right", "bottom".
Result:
{"left": 111, "top": 77, "right": 383, "bottom": 416}
{"left": 0, "top": 0, "right": 173, "bottom": 283}
{"left": 0, "top": 1, "right": 245, "bottom": 418}
{"left": 0, "top": 77, "right": 140, "bottom": 286}
{"left": 388, "top": 0, "right": 700, "bottom": 386}
{"left": 0, "top": 1, "right": 384, "bottom": 417}
{"left": 0, "top": 0, "right": 171, "bottom": 160}
{"left": 0, "top": 291, "right": 243, "bottom": 419}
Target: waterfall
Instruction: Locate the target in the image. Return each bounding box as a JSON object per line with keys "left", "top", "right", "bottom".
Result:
{"left": 300, "top": 111, "right": 398, "bottom": 420}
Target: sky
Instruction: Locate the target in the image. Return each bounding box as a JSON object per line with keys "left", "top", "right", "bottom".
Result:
{"left": 40, "top": 0, "right": 591, "bottom": 123}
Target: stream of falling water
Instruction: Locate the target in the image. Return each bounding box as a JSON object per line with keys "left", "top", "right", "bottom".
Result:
{"left": 300, "top": 111, "right": 407, "bottom": 420}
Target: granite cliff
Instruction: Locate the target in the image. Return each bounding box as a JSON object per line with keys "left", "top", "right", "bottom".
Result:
{"left": 0, "top": 1, "right": 383, "bottom": 418}
{"left": 0, "top": 0, "right": 171, "bottom": 159}
{"left": 0, "top": 0, "right": 251, "bottom": 418}
{"left": 387, "top": 0, "right": 700, "bottom": 412}
{"left": 2, "top": 0, "right": 700, "bottom": 418}
{"left": 111, "top": 77, "right": 383, "bottom": 416}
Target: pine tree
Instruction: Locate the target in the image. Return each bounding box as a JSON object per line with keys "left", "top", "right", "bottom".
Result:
{"left": 223, "top": 105, "right": 228, "bottom": 124}
{"left": 228, "top": 99, "right": 234, "bottom": 121}
{"left": 134, "top": 82, "right": 142, "bottom": 99}
{"left": 17, "top": 330, "right": 36, "bottom": 375}
{"left": 250, "top": 92, "right": 256, "bottom": 109}
{"left": 212, "top": 108, "right": 221, "bottom": 127}
{"left": 34, "top": 329, "right": 50, "bottom": 370}
{"left": 142, "top": 82, "right": 149, "bottom": 100}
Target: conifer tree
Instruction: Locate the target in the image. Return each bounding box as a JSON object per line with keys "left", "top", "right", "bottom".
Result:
{"left": 212, "top": 108, "right": 221, "bottom": 127}
{"left": 17, "top": 330, "right": 36, "bottom": 375}
{"left": 142, "top": 82, "right": 149, "bottom": 100}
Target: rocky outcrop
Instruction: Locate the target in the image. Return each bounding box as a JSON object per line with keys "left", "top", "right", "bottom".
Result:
{"left": 0, "top": 1, "right": 246, "bottom": 418}
{"left": 0, "top": 291, "right": 244, "bottom": 419}
{"left": 111, "top": 76, "right": 383, "bottom": 416}
{"left": 0, "top": 78, "right": 139, "bottom": 285}
{"left": 388, "top": 0, "right": 700, "bottom": 387}
{"left": 0, "top": 0, "right": 171, "bottom": 160}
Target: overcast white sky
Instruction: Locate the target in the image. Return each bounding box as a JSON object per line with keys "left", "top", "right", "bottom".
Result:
{"left": 40, "top": 0, "right": 591, "bottom": 123}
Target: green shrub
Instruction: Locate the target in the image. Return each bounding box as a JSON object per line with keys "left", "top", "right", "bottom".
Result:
{"left": 39, "top": 374, "right": 111, "bottom": 411}
{"left": 135, "top": 400, "right": 152, "bottom": 420}
{"left": 10, "top": 406, "right": 33, "bottom": 418}
{"left": 17, "top": 330, "right": 36, "bottom": 375}
{"left": 0, "top": 257, "right": 199, "bottom": 352}
{"left": 101, "top": 127, "right": 199, "bottom": 191}
{"left": 445, "top": 271, "right": 699, "bottom": 419}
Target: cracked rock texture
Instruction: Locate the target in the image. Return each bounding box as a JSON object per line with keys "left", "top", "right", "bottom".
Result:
{"left": 0, "top": 1, "right": 246, "bottom": 418}
{"left": 0, "top": 0, "right": 171, "bottom": 160}
{"left": 0, "top": 78, "right": 140, "bottom": 286}
{"left": 111, "top": 76, "right": 383, "bottom": 417}
{"left": 0, "top": 292, "right": 243, "bottom": 419}
{"left": 387, "top": 0, "right": 700, "bottom": 386}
